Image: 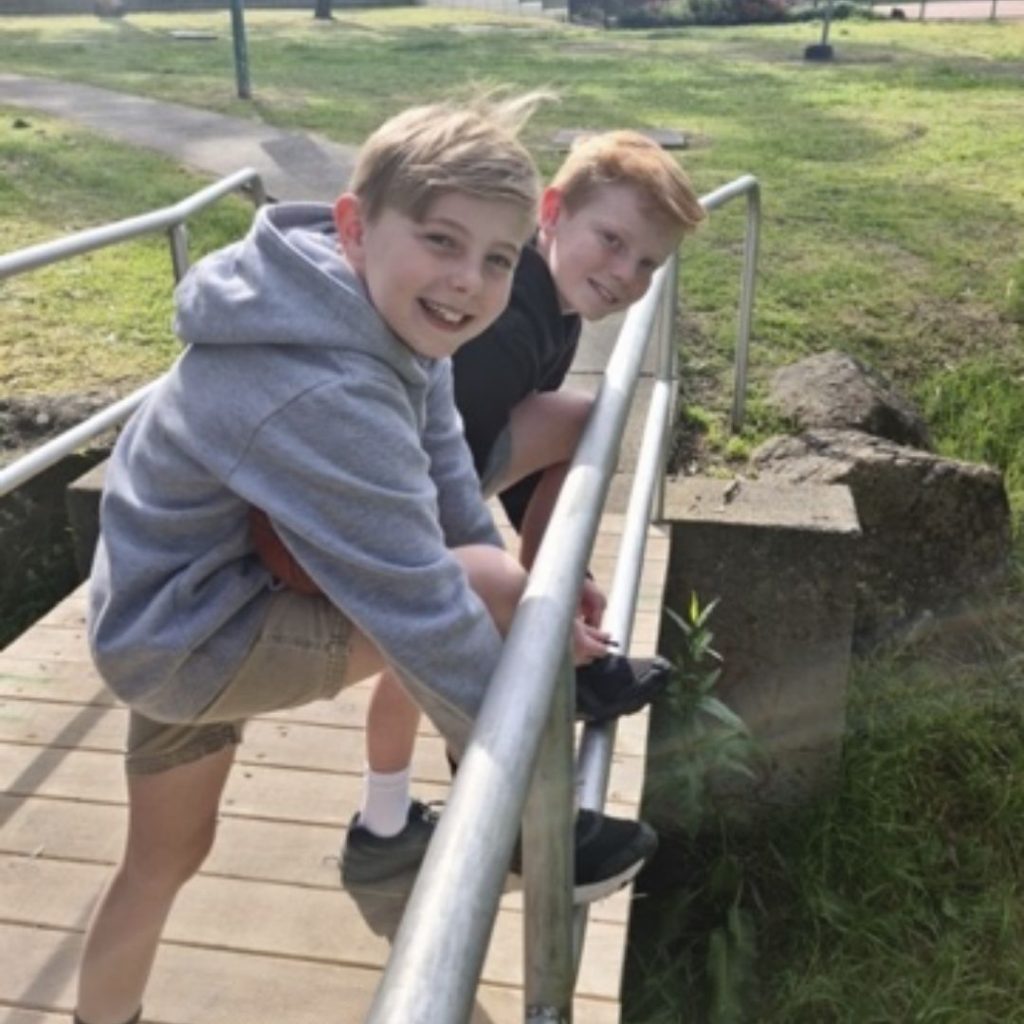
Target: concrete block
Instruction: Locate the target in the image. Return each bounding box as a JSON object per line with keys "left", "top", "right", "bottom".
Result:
{"left": 65, "top": 459, "right": 107, "bottom": 580}
{"left": 656, "top": 475, "right": 861, "bottom": 818}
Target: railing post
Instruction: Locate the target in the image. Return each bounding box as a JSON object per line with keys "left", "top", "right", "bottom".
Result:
{"left": 653, "top": 252, "right": 679, "bottom": 524}
{"left": 229, "top": 0, "right": 252, "bottom": 100}
{"left": 168, "top": 223, "right": 190, "bottom": 283}
{"left": 729, "top": 183, "right": 761, "bottom": 435}
{"left": 523, "top": 651, "right": 576, "bottom": 1023}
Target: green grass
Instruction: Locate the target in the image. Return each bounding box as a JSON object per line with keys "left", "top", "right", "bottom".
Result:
{"left": 0, "top": 111, "right": 255, "bottom": 394}
{"left": 1, "top": 10, "right": 1023, "bottom": 1019}
{"left": 629, "top": 585, "right": 1024, "bottom": 1022}
{"left": 2, "top": 11, "right": 1021, "bottom": 489}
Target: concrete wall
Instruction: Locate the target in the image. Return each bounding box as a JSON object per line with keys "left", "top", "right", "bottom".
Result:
{"left": 651, "top": 476, "right": 861, "bottom": 823}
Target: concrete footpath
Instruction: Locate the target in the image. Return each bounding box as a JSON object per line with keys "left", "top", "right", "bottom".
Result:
{"left": 0, "top": 73, "right": 357, "bottom": 203}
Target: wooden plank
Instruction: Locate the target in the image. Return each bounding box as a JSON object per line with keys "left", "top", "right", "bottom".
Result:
{"left": 0, "top": 921, "right": 620, "bottom": 1024}
{"left": 0, "top": 697, "right": 452, "bottom": 778}
{"left": 0, "top": 792, "right": 635, "bottom": 929}
{"left": 0, "top": 703, "right": 646, "bottom": 809}
{"left": 1, "top": 855, "right": 626, "bottom": 999}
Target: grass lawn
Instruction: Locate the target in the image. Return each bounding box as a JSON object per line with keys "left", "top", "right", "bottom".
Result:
{"left": 1, "top": 9, "right": 1023, "bottom": 1021}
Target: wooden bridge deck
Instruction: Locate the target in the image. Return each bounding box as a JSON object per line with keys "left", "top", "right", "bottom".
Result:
{"left": 0, "top": 514, "right": 668, "bottom": 1024}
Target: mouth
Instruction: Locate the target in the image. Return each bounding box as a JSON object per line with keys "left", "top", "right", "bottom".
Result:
{"left": 588, "top": 279, "right": 620, "bottom": 307}
{"left": 419, "top": 297, "right": 472, "bottom": 331}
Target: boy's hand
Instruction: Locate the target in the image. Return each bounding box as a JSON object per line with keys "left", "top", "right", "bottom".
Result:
{"left": 572, "top": 619, "right": 615, "bottom": 665}
{"left": 579, "top": 576, "right": 607, "bottom": 628}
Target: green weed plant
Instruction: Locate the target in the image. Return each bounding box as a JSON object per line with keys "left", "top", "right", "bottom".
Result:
{"left": 631, "top": 595, "right": 758, "bottom": 1024}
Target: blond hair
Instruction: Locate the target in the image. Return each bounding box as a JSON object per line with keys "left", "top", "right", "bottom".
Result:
{"left": 551, "top": 130, "right": 705, "bottom": 235}
{"left": 350, "top": 92, "right": 549, "bottom": 231}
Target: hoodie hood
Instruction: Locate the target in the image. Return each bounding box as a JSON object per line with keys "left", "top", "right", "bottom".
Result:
{"left": 174, "top": 202, "right": 426, "bottom": 384}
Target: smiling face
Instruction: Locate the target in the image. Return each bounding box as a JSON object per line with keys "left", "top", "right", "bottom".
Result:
{"left": 538, "top": 182, "right": 682, "bottom": 322}
{"left": 335, "top": 191, "right": 531, "bottom": 360}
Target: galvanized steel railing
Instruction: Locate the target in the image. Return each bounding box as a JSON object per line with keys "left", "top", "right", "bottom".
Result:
{"left": 0, "top": 169, "right": 761, "bottom": 1024}
{"left": 368, "top": 174, "right": 761, "bottom": 1023}
{"left": 0, "top": 168, "right": 266, "bottom": 500}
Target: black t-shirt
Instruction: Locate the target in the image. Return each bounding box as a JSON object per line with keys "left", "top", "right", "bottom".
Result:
{"left": 452, "top": 244, "right": 582, "bottom": 529}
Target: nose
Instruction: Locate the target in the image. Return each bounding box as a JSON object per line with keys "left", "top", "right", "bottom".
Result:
{"left": 449, "top": 258, "right": 483, "bottom": 294}
{"left": 609, "top": 250, "right": 634, "bottom": 283}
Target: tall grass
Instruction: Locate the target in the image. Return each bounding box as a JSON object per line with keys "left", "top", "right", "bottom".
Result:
{"left": 629, "top": 582, "right": 1024, "bottom": 1022}
{"left": 920, "top": 360, "right": 1024, "bottom": 536}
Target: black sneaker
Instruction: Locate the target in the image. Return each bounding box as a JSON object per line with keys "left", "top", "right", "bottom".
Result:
{"left": 512, "top": 809, "right": 658, "bottom": 904}
{"left": 340, "top": 800, "right": 439, "bottom": 887}
{"left": 575, "top": 655, "right": 672, "bottom": 724}
{"left": 572, "top": 808, "right": 658, "bottom": 903}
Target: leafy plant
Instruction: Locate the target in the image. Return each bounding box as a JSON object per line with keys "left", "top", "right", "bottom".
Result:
{"left": 628, "top": 595, "right": 759, "bottom": 1023}
{"left": 647, "top": 594, "right": 755, "bottom": 835}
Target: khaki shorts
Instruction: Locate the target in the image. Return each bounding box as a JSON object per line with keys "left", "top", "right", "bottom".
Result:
{"left": 126, "top": 589, "right": 353, "bottom": 775}
{"left": 478, "top": 426, "right": 512, "bottom": 499}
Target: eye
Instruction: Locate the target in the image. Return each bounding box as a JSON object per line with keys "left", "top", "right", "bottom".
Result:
{"left": 486, "top": 252, "right": 515, "bottom": 272}
{"left": 600, "top": 230, "right": 621, "bottom": 250}
{"left": 424, "top": 232, "right": 458, "bottom": 251}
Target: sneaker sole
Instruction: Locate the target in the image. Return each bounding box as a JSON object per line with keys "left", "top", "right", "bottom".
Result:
{"left": 572, "top": 857, "right": 646, "bottom": 904}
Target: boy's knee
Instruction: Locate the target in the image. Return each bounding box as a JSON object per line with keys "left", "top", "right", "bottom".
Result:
{"left": 561, "top": 389, "right": 594, "bottom": 427}
{"left": 509, "top": 389, "right": 594, "bottom": 468}
{"left": 126, "top": 816, "right": 218, "bottom": 890}
{"left": 456, "top": 545, "right": 525, "bottom": 631}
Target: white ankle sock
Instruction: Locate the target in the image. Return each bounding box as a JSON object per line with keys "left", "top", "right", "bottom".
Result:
{"left": 358, "top": 766, "right": 412, "bottom": 838}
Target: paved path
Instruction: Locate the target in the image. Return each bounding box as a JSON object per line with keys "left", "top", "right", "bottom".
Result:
{"left": 873, "top": 0, "right": 1024, "bottom": 16}
{"left": 0, "top": 73, "right": 357, "bottom": 203}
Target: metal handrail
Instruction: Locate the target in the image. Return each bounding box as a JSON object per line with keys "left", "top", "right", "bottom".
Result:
{"left": 0, "top": 169, "right": 266, "bottom": 500}
{"left": 0, "top": 167, "right": 265, "bottom": 282}
{"left": 0, "top": 167, "right": 761, "bottom": 1024}
{"left": 697, "top": 175, "right": 761, "bottom": 436}
{"left": 368, "top": 175, "right": 762, "bottom": 1023}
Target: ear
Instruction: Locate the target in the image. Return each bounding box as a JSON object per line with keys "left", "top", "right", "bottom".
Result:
{"left": 333, "top": 193, "right": 366, "bottom": 272}
{"left": 538, "top": 186, "right": 564, "bottom": 233}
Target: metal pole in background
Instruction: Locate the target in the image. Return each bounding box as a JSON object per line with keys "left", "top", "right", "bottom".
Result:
{"left": 820, "top": 0, "right": 834, "bottom": 46}
{"left": 229, "top": 0, "right": 252, "bottom": 100}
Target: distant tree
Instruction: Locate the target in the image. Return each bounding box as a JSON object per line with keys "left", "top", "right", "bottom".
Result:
{"left": 314, "top": 0, "right": 333, "bottom": 18}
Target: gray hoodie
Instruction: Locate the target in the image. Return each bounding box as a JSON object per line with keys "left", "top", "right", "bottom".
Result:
{"left": 88, "top": 203, "right": 504, "bottom": 746}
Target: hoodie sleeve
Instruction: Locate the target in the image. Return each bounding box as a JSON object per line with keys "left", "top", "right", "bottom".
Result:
{"left": 422, "top": 361, "right": 503, "bottom": 550}
{"left": 225, "top": 364, "right": 503, "bottom": 748}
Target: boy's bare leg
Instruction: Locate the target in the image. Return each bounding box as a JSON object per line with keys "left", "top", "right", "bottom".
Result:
{"left": 358, "top": 670, "right": 423, "bottom": 836}
{"left": 501, "top": 389, "right": 592, "bottom": 567}
{"left": 366, "top": 671, "right": 421, "bottom": 774}
{"left": 354, "top": 539, "right": 606, "bottom": 848}
{"left": 76, "top": 745, "right": 236, "bottom": 1024}
{"left": 501, "top": 389, "right": 606, "bottom": 623}
{"left": 76, "top": 619, "right": 398, "bottom": 1024}
{"left": 517, "top": 460, "right": 569, "bottom": 571}
{"left": 356, "top": 544, "right": 526, "bottom": 836}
